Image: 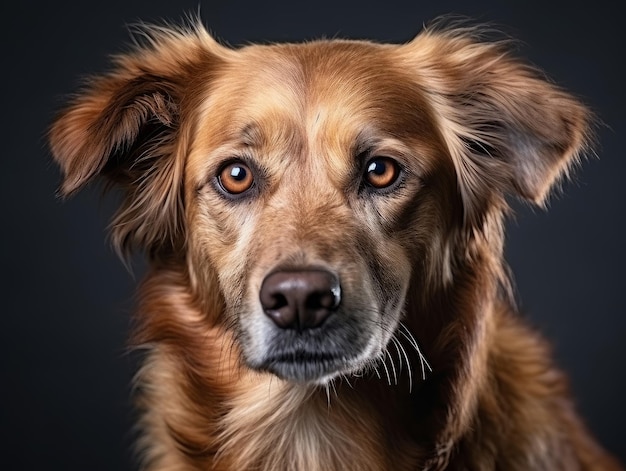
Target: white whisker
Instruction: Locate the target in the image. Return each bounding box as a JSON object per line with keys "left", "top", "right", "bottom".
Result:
{"left": 324, "top": 383, "right": 332, "bottom": 408}
{"left": 380, "top": 352, "right": 392, "bottom": 386}
{"left": 398, "top": 323, "right": 433, "bottom": 381}
{"left": 393, "top": 334, "right": 414, "bottom": 393}
{"left": 373, "top": 364, "right": 381, "bottom": 379}
{"left": 330, "top": 377, "right": 338, "bottom": 398}
{"left": 387, "top": 348, "right": 398, "bottom": 385}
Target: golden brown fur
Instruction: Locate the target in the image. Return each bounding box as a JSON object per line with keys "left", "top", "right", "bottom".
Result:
{"left": 49, "top": 20, "right": 622, "bottom": 470}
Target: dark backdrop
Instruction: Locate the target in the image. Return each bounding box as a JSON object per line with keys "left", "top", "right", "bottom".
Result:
{"left": 2, "top": 1, "right": 624, "bottom": 470}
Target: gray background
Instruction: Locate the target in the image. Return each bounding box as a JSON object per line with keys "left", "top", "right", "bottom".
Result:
{"left": 1, "top": 1, "right": 624, "bottom": 469}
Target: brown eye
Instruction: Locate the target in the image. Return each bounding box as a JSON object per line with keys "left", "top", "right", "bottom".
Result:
{"left": 364, "top": 157, "right": 400, "bottom": 189}
{"left": 218, "top": 161, "right": 254, "bottom": 195}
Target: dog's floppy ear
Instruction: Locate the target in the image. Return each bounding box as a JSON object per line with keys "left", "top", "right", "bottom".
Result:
{"left": 49, "top": 24, "right": 228, "bottom": 256}
{"left": 399, "top": 25, "right": 592, "bottom": 225}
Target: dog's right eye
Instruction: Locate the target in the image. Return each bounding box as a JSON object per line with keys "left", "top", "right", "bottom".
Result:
{"left": 364, "top": 157, "right": 401, "bottom": 189}
{"left": 218, "top": 161, "right": 255, "bottom": 195}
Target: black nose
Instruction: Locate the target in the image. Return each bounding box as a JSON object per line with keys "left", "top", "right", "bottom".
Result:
{"left": 260, "top": 270, "right": 341, "bottom": 330}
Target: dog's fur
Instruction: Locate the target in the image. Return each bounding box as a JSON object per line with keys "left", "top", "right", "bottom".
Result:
{"left": 49, "top": 20, "right": 622, "bottom": 470}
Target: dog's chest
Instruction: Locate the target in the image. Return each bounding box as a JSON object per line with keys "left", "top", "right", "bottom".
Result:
{"left": 216, "top": 383, "right": 391, "bottom": 471}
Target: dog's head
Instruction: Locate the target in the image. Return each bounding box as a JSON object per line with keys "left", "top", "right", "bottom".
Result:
{"left": 49, "top": 23, "right": 590, "bottom": 384}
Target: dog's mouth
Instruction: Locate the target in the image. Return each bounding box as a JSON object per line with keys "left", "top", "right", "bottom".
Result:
{"left": 260, "top": 348, "right": 350, "bottom": 383}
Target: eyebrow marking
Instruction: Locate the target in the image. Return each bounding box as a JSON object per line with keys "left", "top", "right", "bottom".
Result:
{"left": 353, "top": 127, "right": 381, "bottom": 158}
{"left": 241, "top": 123, "right": 262, "bottom": 147}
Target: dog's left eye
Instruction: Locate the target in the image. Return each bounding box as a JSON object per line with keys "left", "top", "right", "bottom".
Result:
{"left": 364, "top": 157, "right": 400, "bottom": 189}
{"left": 218, "top": 161, "right": 255, "bottom": 195}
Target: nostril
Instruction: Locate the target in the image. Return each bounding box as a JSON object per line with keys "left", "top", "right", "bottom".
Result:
{"left": 306, "top": 291, "right": 338, "bottom": 310}
{"left": 259, "top": 284, "right": 294, "bottom": 329}
{"left": 267, "top": 293, "right": 288, "bottom": 311}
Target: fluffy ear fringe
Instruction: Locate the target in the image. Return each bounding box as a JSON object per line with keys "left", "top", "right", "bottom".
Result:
{"left": 399, "top": 22, "right": 594, "bottom": 228}
{"left": 48, "top": 20, "right": 228, "bottom": 258}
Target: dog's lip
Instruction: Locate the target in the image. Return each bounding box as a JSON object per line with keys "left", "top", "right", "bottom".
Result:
{"left": 257, "top": 348, "right": 350, "bottom": 383}
{"left": 263, "top": 349, "right": 342, "bottom": 365}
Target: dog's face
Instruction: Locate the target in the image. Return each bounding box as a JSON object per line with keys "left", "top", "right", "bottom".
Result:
{"left": 49, "top": 25, "right": 589, "bottom": 385}
{"left": 186, "top": 42, "right": 453, "bottom": 382}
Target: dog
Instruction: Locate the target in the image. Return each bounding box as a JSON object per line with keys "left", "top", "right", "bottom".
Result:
{"left": 49, "top": 19, "right": 622, "bottom": 470}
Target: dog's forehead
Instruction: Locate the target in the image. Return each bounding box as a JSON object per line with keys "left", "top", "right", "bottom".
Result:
{"left": 190, "top": 40, "right": 442, "bottom": 181}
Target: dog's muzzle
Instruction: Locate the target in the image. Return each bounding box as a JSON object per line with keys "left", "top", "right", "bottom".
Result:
{"left": 254, "top": 268, "right": 357, "bottom": 383}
